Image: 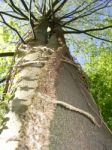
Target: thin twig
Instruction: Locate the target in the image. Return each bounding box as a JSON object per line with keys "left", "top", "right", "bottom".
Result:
{"left": 59, "top": 1, "right": 86, "bottom": 20}
{"left": 63, "top": 26, "right": 112, "bottom": 43}
{"left": 63, "top": 0, "right": 111, "bottom": 26}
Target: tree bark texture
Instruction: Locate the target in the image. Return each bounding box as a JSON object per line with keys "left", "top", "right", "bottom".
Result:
{"left": 49, "top": 63, "right": 112, "bottom": 150}
{"left": 0, "top": 22, "right": 112, "bottom": 150}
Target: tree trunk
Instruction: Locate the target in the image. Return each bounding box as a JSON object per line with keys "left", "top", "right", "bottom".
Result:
{"left": 0, "top": 22, "right": 112, "bottom": 150}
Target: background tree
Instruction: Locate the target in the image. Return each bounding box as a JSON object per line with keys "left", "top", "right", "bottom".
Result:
{"left": 72, "top": 33, "right": 112, "bottom": 130}
{"left": 84, "top": 46, "right": 112, "bottom": 129}
{"left": 0, "top": 0, "right": 112, "bottom": 149}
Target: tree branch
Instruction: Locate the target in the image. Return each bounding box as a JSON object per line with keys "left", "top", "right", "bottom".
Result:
{"left": 0, "top": 77, "right": 6, "bottom": 84}
{"left": 76, "top": 0, "right": 111, "bottom": 21}
{"left": 20, "top": 0, "right": 37, "bottom": 21}
{"left": 29, "top": 0, "right": 36, "bottom": 39}
{"left": 41, "top": 0, "right": 47, "bottom": 15}
{"left": 0, "top": 11, "right": 26, "bottom": 20}
{"left": 46, "top": 0, "right": 63, "bottom": 17}
{"left": 59, "top": 1, "right": 87, "bottom": 20}
{"left": 63, "top": 0, "right": 111, "bottom": 26}
{"left": 53, "top": 0, "right": 67, "bottom": 14}
{"left": 0, "top": 14, "right": 25, "bottom": 43}
{"left": 0, "top": 52, "right": 14, "bottom": 57}
{"left": 73, "top": 0, "right": 99, "bottom": 14}
{"left": 7, "top": 0, "right": 29, "bottom": 20}
{"left": 32, "top": 0, "right": 43, "bottom": 15}
{"left": 63, "top": 26, "right": 112, "bottom": 43}
{"left": 84, "top": 32, "right": 112, "bottom": 43}
{"left": 63, "top": 25, "right": 112, "bottom": 33}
